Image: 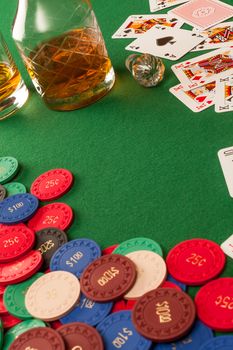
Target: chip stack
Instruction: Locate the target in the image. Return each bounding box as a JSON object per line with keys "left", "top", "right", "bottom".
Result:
{"left": 0, "top": 156, "right": 232, "bottom": 349}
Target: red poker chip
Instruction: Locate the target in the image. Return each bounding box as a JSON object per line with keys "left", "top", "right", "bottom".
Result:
{"left": 0, "top": 250, "right": 43, "bottom": 286}
{"left": 0, "top": 294, "right": 8, "bottom": 314}
{"left": 0, "top": 286, "right": 6, "bottom": 295}
{"left": 28, "top": 203, "right": 73, "bottom": 231}
{"left": 166, "top": 238, "right": 225, "bottom": 286}
{"left": 31, "top": 169, "right": 73, "bottom": 201}
{"left": 0, "top": 226, "right": 35, "bottom": 263}
{"left": 162, "top": 281, "right": 182, "bottom": 291}
{"left": 112, "top": 299, "right": 137, "bottom": 313}
{"left": 195, "top": 277, "right": 233, "bottom": 331}
{"left": 0, "top": 223, "right": 27, "bottom": 234}
{"left": 102, "top": 244, "right": 119, "bottom": 255}
{"left": 50, "top": 320, "right": 62, "bottom": 330}
{"left": 1, "top": 313, "right": 21, "bottom": 329}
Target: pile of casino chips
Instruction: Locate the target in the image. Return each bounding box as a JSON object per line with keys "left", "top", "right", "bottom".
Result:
{"left": 0, "top": 156, "right": 233, "bottom": 349}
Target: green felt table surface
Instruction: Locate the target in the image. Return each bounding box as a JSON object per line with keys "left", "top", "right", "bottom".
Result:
{"left": 1, "top": 0, "right": 233, "bottom": 315}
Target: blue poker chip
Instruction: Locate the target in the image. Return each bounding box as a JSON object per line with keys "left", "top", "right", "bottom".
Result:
{"left": 97, "top": 311, "right": 152, "bottom": 350}
{"left": 0, "top": 193, "right": 39, "bottom": 224}
{"left": 199, "top": 336, "right": 233, "bottom": 350}
{"left": 50, "top": 238, "right": 101, "bottom": 277}
{"left": 153, "top": 320, "right": 213, "bottom": 349}
{"left": 60, "top": 293, "right": 113, "bottom": 326}
{"left": 167, "top": 274, "right": 187, "bottom": 291}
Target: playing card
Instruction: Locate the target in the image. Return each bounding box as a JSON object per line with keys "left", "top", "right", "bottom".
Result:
{"left": 169, "top": 0, "right": 233, "bottom": 30}
{"left": 221, "top": 234, "right": 233, "bottom": 259}
{"left": 218, "top": 146, "right": 233, "bottom": 197}
{"left": 172, "top": 48, "right": 233, "bottom": 89}
{"left": 170, "top": 81, "right": 215, "bottom": 112}
{"left": 215, "top": 73, "right": 233, "bottom": 113}
{"left": 125, "top": 26, "right": 205, "bottom": 61}
{"left": 149, "top": 0, "right": 189, "bottom": 12}
{"left": 192, "top": 21, "right": 233, "bottom": 51}
{"left": 112, "top": 15, "right": 183, "bottom": 39}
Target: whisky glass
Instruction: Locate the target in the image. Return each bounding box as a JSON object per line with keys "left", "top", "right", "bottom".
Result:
{"left": 12, "top": 0, "right": 115, "bottom": 111}
{"left": 0, "top": 33, "right": 28, "bottom": 120}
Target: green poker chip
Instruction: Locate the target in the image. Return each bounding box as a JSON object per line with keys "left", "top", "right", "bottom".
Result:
{"left": 113, "top": 237, "right": 163, "bottom": 256}
{"left": 3, "top": 273, "right": 43, "bottom": 320}
{"left": 4, "top": 182, "right": 27, "bottom": 197}
{"left": 0, "top": 318, "right": 3, "bottom": 348}
{"left": 0, "top": 157, "right": 19, "bottom": 185}
{"left": 2, "top": 319, "right": 46, "bottom": 350}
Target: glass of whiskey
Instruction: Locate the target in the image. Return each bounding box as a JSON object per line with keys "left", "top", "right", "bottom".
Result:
{"left": 12, "top": 0, "right": 115, "bottom": 111}
{"left": 0, "top": 33, "right": 29, "bottom": 120}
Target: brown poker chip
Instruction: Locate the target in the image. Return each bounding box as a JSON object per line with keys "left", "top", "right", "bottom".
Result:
{"left": 80, "top": 254, "right": 137, "bottom": 302}
{"left": 132, "top": 288, "right": 196, "bottom": 343}
{"left": 9, "top": 327, "right": 65, "bottom": 350}
{"left": 58, "top": 322, "right": 104, "bottom": 350}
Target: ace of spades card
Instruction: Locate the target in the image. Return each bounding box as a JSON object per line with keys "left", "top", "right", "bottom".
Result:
{"left": 125, "top": 26, "right": 205, "bottom": 61}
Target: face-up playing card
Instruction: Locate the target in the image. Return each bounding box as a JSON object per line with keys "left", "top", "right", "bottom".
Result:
{"left": 125, "top": 26, "right": 205, "bottom": 61}
{"left": 172, "top": 48, "right": 233, "bottom": 89}
{"left": 169, "top": 0, "right": 233, "bottom": 30}
{"left": 192, "top": 21, "right": 233, "bottom": 51}
{"left": 218, "top": 146, "right": 233, "bottom": 197}
{"left": 215, "top": 72, "right": 233, "bottom": 113}
{"left": 112, "top": 15, "right": 183, "bottom": 39}
{"left": 149, "top": 0, "right": 189, "bottom": 12}
{"left": 170, "top": 81, "right": 215, "bottom": 112}
{"left": 221, "top": 234, "right": 233, "bottom": 259}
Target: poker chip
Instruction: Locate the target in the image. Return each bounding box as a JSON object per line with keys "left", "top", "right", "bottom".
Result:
{"left": 0, "top": 226, "right": 35, "bottom": 263}
{"left": 28, "top": 202, "right": 73, "bottom": 231}
{"left": 0, "top": 286, "right": 6, "bottom": 295}
{"left": 0, "top": 185, "right": 6, "bottom": 201}
{"left": 8, "top": 327, "right": 65, "bottom": 350}
{"left": 50, "top": 320, "right": 62, "bottom": 330}
{"left": 161, "top": 280, "right": 182, "bottom": 291}
{"left": 30, "top": 169, "right": 73, "bottom": 201}
{"left": 199, "top": 336, "right": 233, "bottom": 350}
{"left": 153, "top": 320, "right": 213, "bottom": 349}
{"left": 0, "top": 319, "right": 3, "bottom": 348}
{"left": 50, "top": 238, "right": 101, "bottom": 278}
{"left": 113, "top": 237, "right": 163, "bottom": 256}
{"left": 0, "top": 294, "right": 8, "bottom": 314}
{"left": 0, "top": 194, "right": 39, "bottom": 224}
{"left": 58, "top": 322, "right": 104, "bottom": 350}
{"left": 166, "top": 238, "right": 226, "bottom": 285}
{"left": 60, "top": 293, "right": 113, "bottom": 326}
{"left": 167, "top": 275, "right": 187, "bottom": 292}
{"left": 0, "top": 250, "right": 43, "bottom": 286}
{"left": 3, "top": 319, "right": 46, "bottom": 350}
{"left": 112, "top": 299, "right": 137, "bottom": 313}
{"left": 132, "top": 288, "right": 196, "bottom": 343}
{"left": 124, "top": 250, "right": 167, "bottom": 299}
{"left": 4, "top": 183, "right": 26, "bottom": 197}
{"left": 97, "top": 310, "right": 152, "bottom": 349}
{"left": 102, "top": 244, "right": 119, "bottom": 255}
{"left": 195, "top": 277, "right": 233, "bottom": 331}
{"left": 3, "top": 273, "right": 43, "bottom": 319}
{"left": 35, "top": 228, "right": 68, "bottom": 269}
{"left": 0, "top": 157, "right": 19, "bottom": 185}
{"left": 1, "top": 313, "right": 21, "bottom": 329}
{"left": 80, "top": 254, "right": 137, "bottom": 302}
{"left": 25, "top": 271, "right": 81, "bottom": 321}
